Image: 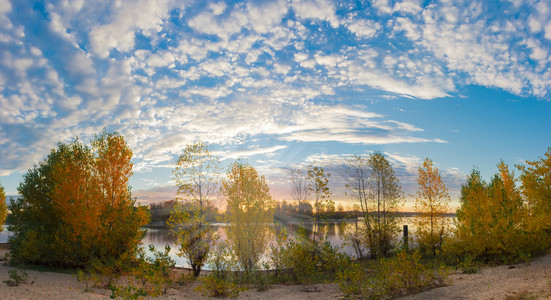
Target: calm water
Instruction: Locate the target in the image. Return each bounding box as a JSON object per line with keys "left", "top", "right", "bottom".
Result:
{"left": 1, "top": 218, "right": 452, "bottom": 268}
{"left": 142, "top": 218, "right": 425, "bottom": 268}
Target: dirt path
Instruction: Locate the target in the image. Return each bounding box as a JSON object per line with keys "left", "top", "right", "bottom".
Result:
{"left": 400, "top": 254, "right": 551, "bottom": 300}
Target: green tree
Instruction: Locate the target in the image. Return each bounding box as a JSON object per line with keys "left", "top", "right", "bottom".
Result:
{"left": 168, "top": 141, "right": 219, "bottom": 277}
{"left": 222, "top": 161, "right": 275, "bottom": 276}
{"left": 8, "top": 131, "right": 148, "bottom": 267}
{"left": 413, "top": 158, "right": 451, "bottom": 256}
{"left": 0, "top": 181, "right": 6, "bottom": 231}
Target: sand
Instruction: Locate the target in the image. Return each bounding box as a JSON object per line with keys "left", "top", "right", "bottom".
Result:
{"left": 400, "top": 254, "right": 551, "bottom": 300}
{"left": 1, "top": 246, "right": 550, "bottom": 299}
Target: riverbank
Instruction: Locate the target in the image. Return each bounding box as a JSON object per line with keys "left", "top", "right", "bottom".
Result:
{"left": 2, "top": 243, "right": 550, "bottom": 299}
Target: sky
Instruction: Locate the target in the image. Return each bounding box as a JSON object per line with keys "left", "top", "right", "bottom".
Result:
{"left": 0, "top": 0, "right": 550, "bottom": 210}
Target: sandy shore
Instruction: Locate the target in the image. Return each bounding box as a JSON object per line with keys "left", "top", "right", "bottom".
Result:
{"left": 1, "top": 245, "right": 550, "bottom": 299}
{"left": 400, "top": 254, "right": 551, "bottom": 300}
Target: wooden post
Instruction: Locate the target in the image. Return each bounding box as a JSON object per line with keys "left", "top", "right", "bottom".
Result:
{"left": 403, "top": 225, "right": 409, "bottom": 252}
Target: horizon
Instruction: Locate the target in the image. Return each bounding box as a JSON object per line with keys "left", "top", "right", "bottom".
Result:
{"left": 1, "top": 0, "right": 550, "bottom": 211}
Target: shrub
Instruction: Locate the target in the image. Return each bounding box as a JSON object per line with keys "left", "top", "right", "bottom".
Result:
{"left": 3, "top": 268, "right": 29, "bottom": 286}
{"left": 195, "top": 275, "right": 243, "bottom": 297}
{"left": 337, "top": 250, "right": 450, "bottom": 299}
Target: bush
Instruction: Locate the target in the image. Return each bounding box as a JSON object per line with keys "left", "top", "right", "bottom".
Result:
{"left": 336, "top": 262, "right": 364, "bottom": 296}
{"left": 266, "top": 228, "right": 349, "bottom": 284}
{"left": 337, "top": 250, "right": 450, "bottom": 299}
{"left": 3, "top": 268, "right": 29, "bottom": 286}
{"left": 195, "top": 275, "right": 243, "bottom": 297}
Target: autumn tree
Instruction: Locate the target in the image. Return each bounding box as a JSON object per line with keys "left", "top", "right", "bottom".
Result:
{"left": 306, "top": 164, "right": 332, "bottom": 240}
{"left": 518, "top": 147, "right": 551, "bottom": 238}
{"left": 366, "top": 152, "right": 402, "bottom": 257}
{"left": 0, "top": 181, "right": 6, "bottom": 232}
{"left": 8, "top": 131, "right": 148, "bottom": 267}
{"left": 413, "top": 158, "right": 450, "bottom": 256}
{"left": 455, "top": 162, "right": 529, "bottom": 262}
{"left": 222, "top": 161, "right": 275, "bottom": 276}
{"left": 168, "top": 141, "right": 219, "bottom": 277}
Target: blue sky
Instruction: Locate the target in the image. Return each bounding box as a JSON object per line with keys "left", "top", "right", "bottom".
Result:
{"left": 0, "top": 0, "right": 550, "bottom": 209}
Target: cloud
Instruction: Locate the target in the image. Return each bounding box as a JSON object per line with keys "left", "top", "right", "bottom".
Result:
{"left": 292, "top": 0, "right": 339, "bottom": 28}
{"left": 89, "top": 0, "right": 172, "bottom": 58}
{"left": 217, "top": 145, "right": 288, "bottom": 160}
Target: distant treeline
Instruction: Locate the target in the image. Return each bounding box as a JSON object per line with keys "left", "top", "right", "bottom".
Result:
{"left": 146, "top": 199, "right": 455, "bottom": 226}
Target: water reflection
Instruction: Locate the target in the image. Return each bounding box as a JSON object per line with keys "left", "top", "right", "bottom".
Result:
{"left": 1, "top": 218, "right": 455, "bottom": 268}
{"left": 141, "top": 221, "right": 361, "bottom": 268}
{"left": 0, "top": 225, "right": 11, "bottom": 243}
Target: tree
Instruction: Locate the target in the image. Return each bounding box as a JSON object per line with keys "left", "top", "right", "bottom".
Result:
{"left": 455, "top": 163, "right": 529, "bottom": 262}
{"left": 289, "top": 168, "right": 309, "bottom": 214}
{"left": 0, "top": 181, "right": 6, "bottom": 232}
{"left": 518, "top": 147, "right": 551, "bottom": 235}
{"left": 168, "top": 142, "right": 219, "bottom": 277}
{"left": 8, "top": 131, "right": 148, "bottom": 267}
{"left": 306, "top": 164, "right": 331, "bottom": 240}
{"left": 222, "top": 161, "right": 275, "bottom": 276}
{"left": 344, "top": 155, "right": 371, "bottom": 259}
{"left": 413, "top": 158, "right": 450, "bottom": 256}
{"left": 366, "top": 152, "right": 402, "bottom": 257}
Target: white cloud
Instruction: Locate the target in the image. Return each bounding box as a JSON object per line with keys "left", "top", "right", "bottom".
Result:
{"left": 217, "top": 145, "right": 288, "bottom": 160}
{"left": 292, "top": 0, "right": 339, "bottom": 28}
{"left": 89, "top": 0, "right": 172, "bottom": 58}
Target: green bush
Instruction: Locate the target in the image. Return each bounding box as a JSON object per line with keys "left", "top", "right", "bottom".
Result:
{"left": 3, "top": 268, "right": 29, "bottom": 286}
{"left": 337, "top": 250, "right": 450, "bottom": 299}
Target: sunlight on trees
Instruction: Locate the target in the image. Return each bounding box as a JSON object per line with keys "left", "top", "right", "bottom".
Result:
{"left": 367, "top": 152, "right": 402, "bottom": 257}
{"left": 222, "top": 161, "right": 275, "bottom": 276}
{"left": 7, "top": 131, "right": 148, "bottom": 267}
{"left": 289, "top": 168, "right": 310, "bottom": 214}
{"left": 413, "top": 158, "right": 451, "bottom": 256}
{"left": 0, "top": 181, "right": 6, "bottom": 232}
{"left": 168, "top": 141, "right": 219, "bottom": 277}
{"left": 518, "top": 147, "right": 551, "bottom": 236}
{"left": 454, "top": 162, "right": 532, "bottom": 262}
{"left": 344, "top": 152, "right": 402, "bottom": 258}
{"left": 344, "top": 155, "right": 371, "bottom": 259}
{"left": 306, "top": 164, "right": 332, "bottom": 240}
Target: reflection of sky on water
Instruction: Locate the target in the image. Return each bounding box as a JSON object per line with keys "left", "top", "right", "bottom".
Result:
{"left": 1, "top": 218, "right": 455, "bottom": 269}
{"left": 141, "top": 222, "right": 362, "bottom": 268}
{"left": 0, "top": 225, "right": 12, "bottom": 243}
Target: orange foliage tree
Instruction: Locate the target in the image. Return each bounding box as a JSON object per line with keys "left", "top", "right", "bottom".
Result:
{"left": 8, "top": 131, "right": 148, "bottom": 267}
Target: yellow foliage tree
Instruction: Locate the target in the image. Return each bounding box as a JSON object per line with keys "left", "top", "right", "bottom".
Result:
{"left": 517, "top": 147, "right": 551, "bottom": 250}
{"left": 413, "top": 158, "right": 450, "bottom": 256}
{"left": 222, "top": 161, "right": 274, "bottom": 275}
{"left": 168, "top": 141, "right": 219, "bottom": 277}
{"left": 0, "top": 181, "right": 6, "bottom": 232}
{"left": 306, "top": 164, "right": 331, "bottom": 240}
{"left": 455, "top": 162, "right": 528, "bottom": 262}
